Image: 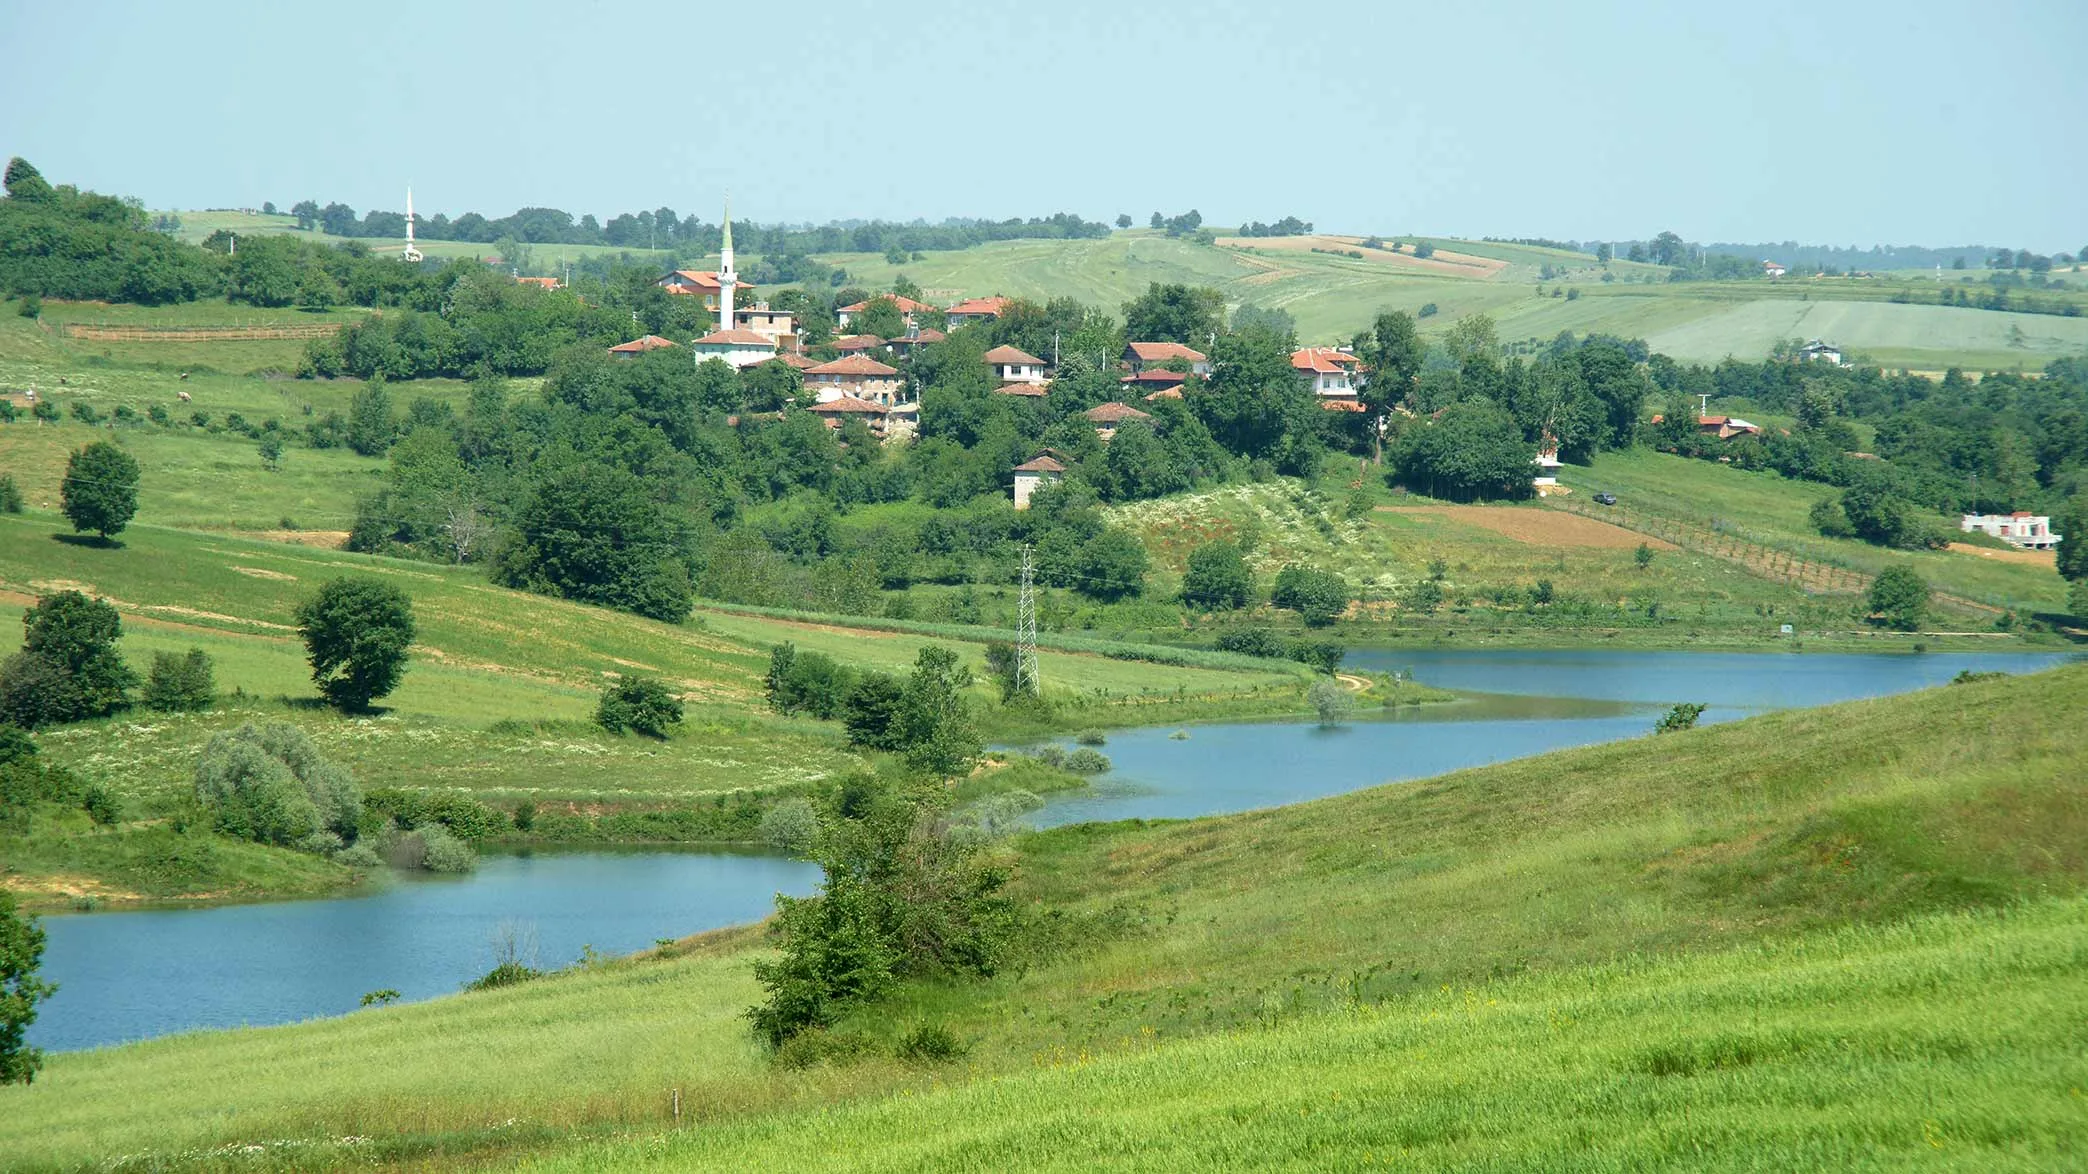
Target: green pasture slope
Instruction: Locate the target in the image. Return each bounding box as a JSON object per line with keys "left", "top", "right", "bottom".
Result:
{"left": 0, "top": 511, "right": 1297, "bottom": 826}
{"left": 1560, "top": 449, "right": 2072, "bottom": 616}
{"left": 157, "top": 209, "right": 680, "bottom": 270}
{"left": 4, "top": 665, "right": 2083, "bottom": 1169}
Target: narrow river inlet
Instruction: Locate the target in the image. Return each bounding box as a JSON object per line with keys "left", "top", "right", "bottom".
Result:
{"left": 30, "top": 649, "right": 2076, "bottom": 1053}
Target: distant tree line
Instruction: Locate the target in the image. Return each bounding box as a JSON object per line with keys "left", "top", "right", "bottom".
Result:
{"left": 1235, "top": 216, "right": 1313, "bottom": 238}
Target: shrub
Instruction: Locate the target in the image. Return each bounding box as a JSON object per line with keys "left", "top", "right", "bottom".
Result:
{"left": 1809, "top": 496, "right": 1854, "bottom": 538}
{"left": 1215, "top": 628, "right": 1287, "bottom": 659}
{"left": 595, "top": 676, "right": 684, "bottom": 737}
{"left": 1180, "top": 540, "right": 1252, "bottom": 610}
{"left": 1868, "top": 564, "right": 1929, "bottom": 631}
{"left": 1, "top": 888, "right": 55, "bottom": 1085}
{"left": 1402, "top": 578, "right": 1444, "bottom": 615}
{"left": 193, "top": 722, "right": 361, "bottom": 847}
{"left": 68, "top": 401, "right": 100, "bottom": 425}
{"left": 1073, "top": 729, "right": 1107, "bottom": 746}
{"left": 1655, "top": 702, "right": 1707, "bottom": 733}
{"left": 897, "top": 1022, "right": 969, "bottom": 1063}
{"left": 17, "top": 293, "right": 40, "bottom": 318}
{"left": 760, "top": 797, "right": 822, "bottom": 855}
{"left": 765, "top": 643, "right": 855, "bottom": 720}
{"left": 1272, "top": 565, "right": 1348, "bottom": 627}
{"left": 1309, "top": 677, "right": 1355, "bottom": 725}
{"left": 31, "top": 400, "right": 58, "bottom": 422}
{"left": 146, "top": 403, "right": 169, "bottom": 426}
{"left": 1287, "top": 640, "right": 1344, "bottom": 674}
{"left": 511, "top": 800, "right": 536, "bottom": 832}
{"left": 773, "top": 1028, "right": 883, "bottom": 1070}
{"left": 841, "top": 671, "right": 905, "bottom": 750}
{"left": 1063, "top": 747, "right": 1112, "bottom": 774}
{"left": 80, "top": 784, "right": 120, "bottom": 827}
{"left": 0, "top": 475, "right": 19, "bottom": 514}
{"left": 466, "top": 960, "right": 541, "bottom": 991}
{"left": 417, "top": 824, "right": 477, "bottom": 873}
{"left": 0, "top": 591, "right": 138, "bottom": 729}
{"left": 142, "top": 648, "right": 213, "bottom": 712}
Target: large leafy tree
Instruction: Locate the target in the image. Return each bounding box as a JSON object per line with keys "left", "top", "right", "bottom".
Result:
{"left": 1181, "top": 540, "right": 1253, "bottom": 610}
{"left": 295, "top": 577, "right": 416, "bottom": 711}
{"left": 1192, "top": 328, "right": 1320, "bottom": 468}
{"left": 1, "top": 887, "right": 55, "bottom": 1085}
{"left": 2056, "top": 497, "right": 2086, "bottom": 585}
{"left": 493, "top": 464, "right": 695, "bottom": 622}
{"left": 896, "top": 646, "right": 981, "bottom": 778}
{"left": 1121, "top": 282, "right": 1224, "bottom": 345}
{"left": 1867, "top": 564, "right": 1929, "bottom": 631}
{"left": 60, "top": 442, "right": 140, "bottom": 539}
{"left": 0, "top": 591, "right": 137, "bottom": 728}
{"left": 1390, "top": 399, "right": 1535, "bottom": 501}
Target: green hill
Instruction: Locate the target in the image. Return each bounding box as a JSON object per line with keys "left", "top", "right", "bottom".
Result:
{"left": 5, "top": 664, "right": 2082, "bottom": 1168}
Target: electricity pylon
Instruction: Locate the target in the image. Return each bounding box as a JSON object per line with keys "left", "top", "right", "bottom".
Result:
{"left": 1015, "top": 544, "right": 1040, "bottom": 697}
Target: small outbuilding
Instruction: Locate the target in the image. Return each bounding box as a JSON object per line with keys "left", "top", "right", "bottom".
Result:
{"left": 1012, "top": 453, "right": 1066, "bottom": 509}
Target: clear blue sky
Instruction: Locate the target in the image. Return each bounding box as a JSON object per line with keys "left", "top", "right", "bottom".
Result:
{"left": 3, "top": 0, "right": 2081, "bottom": 249}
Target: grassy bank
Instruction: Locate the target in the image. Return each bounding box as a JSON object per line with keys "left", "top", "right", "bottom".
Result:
{"left": 4, "top": 664, "right": 2081, "bottom": 1168}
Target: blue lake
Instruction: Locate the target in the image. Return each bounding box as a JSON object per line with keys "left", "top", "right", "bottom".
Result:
{"left": 29, "top": 649, "right": 2077, "bottom": 1052}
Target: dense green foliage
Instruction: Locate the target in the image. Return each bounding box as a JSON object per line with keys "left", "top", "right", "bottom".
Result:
{"left": 1271, "top": 564, "right": 1350, "bottom": 627}
{"left": 0, "top": 887, "right": 54, "bottom": 1085}
{"left": 59, "top": 441, "right": 140, "bottom": 538}
{"left": 0, "top": 158, "right": 216, "bottom": 304}
{"left": 1867, "top": 564, "right": 1931, "bottom": 630}
{"left": 1180, "top": 539, "right": 1253, "bottom": 609}
{"left": 594, "top": 676, "right": 685, "bottom": 738}
{"left": 142, "top": 648, "right": 215, "bottom": 712}
{"left": 0, "top": 592, "right": 137, "bottom": 729}
{"left": 295, "top": 577, "right": 416, "bottom": 710}
{"left": 749, "top": 774, "right": 1021, "bottom": 1047}
{"left": 193, "top": 722, "right": 362, "bottom": 849}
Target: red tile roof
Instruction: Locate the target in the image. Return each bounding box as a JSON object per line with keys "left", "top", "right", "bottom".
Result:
{"left": 946, "top": 296, "right": 1011, "bottom": 318}
{"left": 809, "top": 395, "right": 890, "bottom": 414}
{"left": 1319, "top": 399, "right": 1368, "bottom": 412}
{"left": 661, "top": 269, "right": 723, "bottom": 290}
{"left": 1290, "top": 346, "right": 1362, "bottom": 374}
{"left": 769, "top": 352, "right": 820, "bottom": 369}
{"left": 1126, "top": 341, "right": 1207, "bottom": 363}
{"left": 886, "top": 328, "right": 946, "bottom": 347}
{"left": 1013, "top": 455, "right": 1067, "bottom": 473}
{"left": 994, "top": 382, "right": 1050, "bottom": 397}
{"left": 839, "top": 294, "right": 938, "bottom": 314}
{"left": 833, "top": 334, "right": 887, "bottom": 352}
{"left": 805, "top": 354, "right": 900, "bottom": 377}
{"left": 1122, "top": 368, "right": 1187, "bottom": 385}
{"left": 694, "top": 329, "right": 776, "bottom": 346}
{"left": 514, "top": 276, "right": 562, "bottom": 289}
{"left": 984, "top": 344, "right": 1046, "bottom": 366}
{"left": 1142, "top": 387, "right": 1184, "bottom": 401}
{"left": 1085, "top": 402, "right": 1152, "bottom": 423}
{"left": 608, "top": 334, "right": 679, "bottom": 354}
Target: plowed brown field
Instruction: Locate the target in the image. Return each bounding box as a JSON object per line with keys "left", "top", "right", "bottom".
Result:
{"left": 1378, "top": 505, "right": 1675, "bottom": 549}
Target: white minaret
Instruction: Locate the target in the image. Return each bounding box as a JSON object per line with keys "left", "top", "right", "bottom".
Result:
{"left": 716, "top": 197, "right": 735, "bottom": 334}
{"left": 402, "top": 187, "right": 423, "bottom": 263}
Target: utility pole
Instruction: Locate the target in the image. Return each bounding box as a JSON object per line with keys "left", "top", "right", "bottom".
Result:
{"left": 1015, "top": 544, "right": 1040, "bottom": 697}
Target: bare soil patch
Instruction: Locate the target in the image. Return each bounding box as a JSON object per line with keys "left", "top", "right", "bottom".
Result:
{"left": 229, "top": 565, "right": 298, "bottom": 581}
{"left": 63, "top": 323, "right": 341, "bottom": 342}
{"left": 1947, "top": 542, "right": 2055, "bottom": 568}
{"left": 1378, "top": 505, "right": 1675, "bottom": 549}
{"left": 251, "top": 529, "right": 350, "bottom": 549}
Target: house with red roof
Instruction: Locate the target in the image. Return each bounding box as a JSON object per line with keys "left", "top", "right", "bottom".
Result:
{"left": 883, "top": 327, "right": 946, "bottom": 359}
{"left": 1697, "top": 415, "right": 1761, "bottom": 439}
{"left": 1012, "top": 452, "right": 1066, "bottom": 509}
{"left": 1960, "top": 511, "right": 2062, "bottom": 550}
{"left": 656, "top": 269, "right": 739, "bottom": 315}
{"left": 1121, "top": 368, "right": 1189, "bottom": 395}
{"left": 837, "top": 294, "right": 938, "bottom": 330}
{"left": 1291, "top": 346, "right": 1364, "bottom": 400}
{"left": 767, "top": 351, "right": 820, "bottom": 371}
{"left": 832, "top": 334, "right": 887, "bottom": 355}
{"left": 805, "top": 354, "right": 904, "bottom": 406}
{"left": 985, "top": 344, "right": 1048, "bottom": 385}
{"left": 692, "top": 328, "right": 778, "bottom": 370}
{"left": 945, "top": 296, "right": 1012, "bottom": 330}
{"left": 607, "top": 335, "right": 679, "bottom": 359}
{"left": 808, "top": 395, "right": 894, "bottom": 438}
{"left": 1084, "top": 401, "right": 1152, "bottom": 440}
{"left": 1123, "top": 341, "right": 1210, "bottom": 376}
{"left": 514, "top": 275, "right": 563, "bottom": 291}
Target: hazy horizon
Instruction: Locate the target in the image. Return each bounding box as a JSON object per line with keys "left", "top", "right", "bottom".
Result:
{"left": 2, "top": 0, "right": 2082, "bottom": 251}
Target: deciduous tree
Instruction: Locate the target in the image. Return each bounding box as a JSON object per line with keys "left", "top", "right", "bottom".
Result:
{"left": 296, "top": 577, "right": 416, "bottom": 710}
{"left": 60, "top": 442, "right": 139, "bottom": 539}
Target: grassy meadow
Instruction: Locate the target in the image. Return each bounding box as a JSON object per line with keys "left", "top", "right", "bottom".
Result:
{"left": 0, "top": 508, "right": 1305, "bottom": 905}
{"left": 1559, "top": 448, "right": 2073, "bottom": 617}
{"left": 4, "top": 663, "right": 2082, "bottom": 1169}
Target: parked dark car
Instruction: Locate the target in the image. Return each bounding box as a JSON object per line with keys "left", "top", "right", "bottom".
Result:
{"left": 1593, "top": 492, "right": 1617, "bottom": 505}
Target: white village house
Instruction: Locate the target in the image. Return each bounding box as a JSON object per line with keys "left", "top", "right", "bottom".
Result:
{"left": 985, "top": 344, "right": 1049, "bottom": 385}
{"left": 1011, "top": 452, "right": 1066, "bottom": 509}
{"left": 691, "top": 328, "right": 777, "bottom": 369}
{"left": 1961, "top": 512, "right": 2063, "bottom": 550}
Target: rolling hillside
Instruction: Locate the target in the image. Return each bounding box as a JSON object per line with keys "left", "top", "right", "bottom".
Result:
{"left": 5, "top": 663, "right": 2082, "bottom": 1169}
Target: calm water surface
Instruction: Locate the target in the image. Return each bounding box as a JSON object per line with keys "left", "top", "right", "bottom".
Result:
{"left": 31, "top": 649, "right": 2075, "bottom": 1052}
